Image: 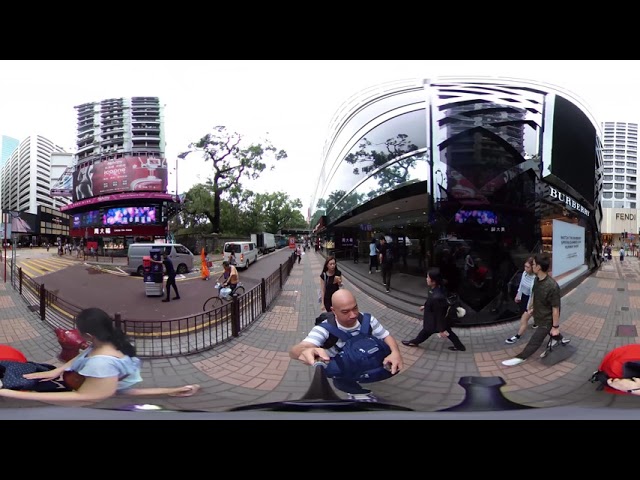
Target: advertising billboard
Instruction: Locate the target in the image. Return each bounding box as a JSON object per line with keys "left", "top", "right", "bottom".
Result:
{"left": 50, "top": 166, "right": 75, "bottom": 197}
{"left": 103, "top": 206, "right": 158, "bottom": 226}
{"left": 72, "top": 156, "right": 168, "bottom": 202}
{"left": 2, "top": 211, "right": 37, "bottom": 233}
{"left": 552, "top": 219, "right": 585, "bottom": 277}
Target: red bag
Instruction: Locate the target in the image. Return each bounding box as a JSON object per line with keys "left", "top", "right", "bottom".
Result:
{"left": 207, "top": 261, "right": 213, "bottom": 268}
{"left": 0, "top": 345, "right": 27, "bottom": 363}
{"left": 62, "top": 370, "right": 87, "bottom": 390}
{"left": 596, "top": 344, "right": 640, "bottom": 395}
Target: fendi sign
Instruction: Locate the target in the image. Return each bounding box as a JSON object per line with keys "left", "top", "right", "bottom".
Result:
{"left": 616, "top": 213, "right": 636, "bottom": 221}
{"left": 548, "top": 187, "right": 590, "bottom": 217}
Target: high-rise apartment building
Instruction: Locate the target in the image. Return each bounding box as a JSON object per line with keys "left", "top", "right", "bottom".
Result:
{"left": 63, "top": 96, "right": 171, "bottom": 247}
{"left": 601, "top": 122, "right": 638, "bottom": 209}
{"left": 75, "top": 96, "right": 165, "bottom": 162}
{"left": 599, "top": 121, "right": 639, "bottom": 245}
{"left": 0, "top": 134, "right": 72, "bottom": 214}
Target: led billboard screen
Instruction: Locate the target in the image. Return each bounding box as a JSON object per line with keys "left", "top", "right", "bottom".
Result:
{"left": 72, "top": 156, "right": 168, "bottom": 201}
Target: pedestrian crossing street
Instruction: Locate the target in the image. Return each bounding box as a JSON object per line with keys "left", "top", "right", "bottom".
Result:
{"left": 14, "top": 255, "right": 80, "bottom": 279}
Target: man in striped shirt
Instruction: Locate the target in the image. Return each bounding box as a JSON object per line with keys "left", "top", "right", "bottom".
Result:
{"left": 289, "top": 289, "right": 403, "bottom": 401}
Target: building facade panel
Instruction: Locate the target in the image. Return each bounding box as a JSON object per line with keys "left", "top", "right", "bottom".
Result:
{"left": 63, "top": 97, "right": 173, "bottom": 252}
{"left": 311, "top": 76, "right": 602, "bottom": 325}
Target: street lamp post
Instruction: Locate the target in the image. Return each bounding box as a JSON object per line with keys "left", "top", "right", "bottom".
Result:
{"left": 176, "top": 151, "right": 189, "bottom": 200}
{"left": 3, "top": 210, "right": 20, "bottom": 284}
{"left": 3, "top": 212, "right": 6, "bottom": 283}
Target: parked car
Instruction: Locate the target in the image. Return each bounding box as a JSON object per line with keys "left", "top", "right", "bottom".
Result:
{"left": 126, "top": 243, "right": 194, "bottom": 276}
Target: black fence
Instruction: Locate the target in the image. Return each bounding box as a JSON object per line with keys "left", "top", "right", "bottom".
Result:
{"left": 9, "top": 252, "right": 296, "bottom": 358}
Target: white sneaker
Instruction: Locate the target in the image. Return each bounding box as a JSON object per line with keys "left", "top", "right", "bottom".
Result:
{"left": 505, "top": 335, "right": 520, "bottom": 344}
{"left": 502, "top": 357, "right": 525, "bottom": 366}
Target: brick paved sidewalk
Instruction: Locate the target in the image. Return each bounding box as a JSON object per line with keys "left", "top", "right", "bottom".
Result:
{"left": 1, "top": 251, "right": 639, "bottom": 412}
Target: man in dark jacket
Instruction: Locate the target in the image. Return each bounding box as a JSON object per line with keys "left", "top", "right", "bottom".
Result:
{"left": 151, "top": 252, "right": 180, "bottom": 303}
{"left": 401, "top": 267, "right": 466, "bottom": 351}
{"left": 378, "top": 236, "right": 393, "bottom": 293}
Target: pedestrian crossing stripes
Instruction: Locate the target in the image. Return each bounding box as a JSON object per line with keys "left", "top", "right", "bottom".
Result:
{"left": 15, "top": 256, "right": 80, "bottom": 279}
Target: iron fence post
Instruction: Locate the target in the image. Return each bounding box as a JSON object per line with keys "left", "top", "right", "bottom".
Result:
{"left": 39, "top": 283, "right": 46, "bottom": 321}
{"left": 231, "top": 296, "right": 240, "bottom": 337}
{"left": 18, "top": 267, "right": 22, "bottom": 295}
{"left": 261, "top": 278, "right": 267, "bottom": 312}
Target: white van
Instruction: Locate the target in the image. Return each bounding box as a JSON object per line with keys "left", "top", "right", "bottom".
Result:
{"left": 126, "top": 243, "right": 194, "bottom": 276}
{"left": 223, "top": 241, "right": 258, "bottom": 269}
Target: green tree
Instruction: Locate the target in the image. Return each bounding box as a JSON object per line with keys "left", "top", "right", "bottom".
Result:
{"left": 219, "top": 185, "right": 255, "bottom": 235}
{"left": 181, "top": 126, "right": 287, "bottom": 233}
{"left": 179, "top": 184, "right": 215, "bottom": 231}
{"left": 234, "top": 191, "right": 307, "bottom": 234}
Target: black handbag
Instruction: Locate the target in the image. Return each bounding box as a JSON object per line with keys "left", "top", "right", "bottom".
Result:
{"left": 539, "top": 334, "right": 577, "bottom": 366}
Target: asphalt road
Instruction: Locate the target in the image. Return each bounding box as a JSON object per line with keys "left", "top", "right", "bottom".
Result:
{"left": 18, "top": 247, "right": 295, "bottom": 321}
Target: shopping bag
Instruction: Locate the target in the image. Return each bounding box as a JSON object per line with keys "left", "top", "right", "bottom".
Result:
{"left": 206, "top": 261, "right": 213, "bottom": 268}
{"left": 539, "top": 334, "right": 577, "bottom": 366}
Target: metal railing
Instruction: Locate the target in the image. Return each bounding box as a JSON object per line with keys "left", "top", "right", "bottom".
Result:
{"left": 8, "top": 252, "right": 296, "bottom": 358}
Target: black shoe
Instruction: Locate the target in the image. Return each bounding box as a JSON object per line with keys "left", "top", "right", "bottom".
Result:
{"left": 402, "top": 340, "right": 418, "bottom": 347}
{"left": 448, "top": 346, "right": 466, "bottom": 351}
{"left": 173, "top": 296, "right": 181, "bottom": 300}
{"left": 162, "top": 299, "right": 170, "bottom": 302}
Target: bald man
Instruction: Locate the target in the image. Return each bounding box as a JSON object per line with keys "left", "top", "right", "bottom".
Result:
{"left": 289, "top": 289, "right": 403, "bottom": 400}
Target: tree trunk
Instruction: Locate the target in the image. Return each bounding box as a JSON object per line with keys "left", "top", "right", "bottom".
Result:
{"left": 213, "top": 189, "right": 221, "bottom": 233}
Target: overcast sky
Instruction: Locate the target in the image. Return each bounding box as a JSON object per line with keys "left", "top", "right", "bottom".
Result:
{"left": 1, "top": 60, "right": 639, "bottom": 216}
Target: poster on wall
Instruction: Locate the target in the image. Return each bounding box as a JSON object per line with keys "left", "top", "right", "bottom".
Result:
{"left": 50, "top": 166, "right": 75, "bottom": 197}
{"left": 552, "top": 219, "right": 585, "bottom": 277}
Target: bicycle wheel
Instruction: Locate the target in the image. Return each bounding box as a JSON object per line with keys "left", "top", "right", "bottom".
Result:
{"left": 234, "top": 286, "right": 245, "bottom": 296}
{"left": 203, "top": 296, "right": 223, "bottom": 311}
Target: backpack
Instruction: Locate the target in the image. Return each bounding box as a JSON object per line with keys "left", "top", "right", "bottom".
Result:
{"left": 589, "top": 344, "right": 640, "bottom": 394}
{"left": 317, "top": 312, "right": 393, "bottom": 383}
{"left": 384, "top": 246, "right": 394, "bottom": 264}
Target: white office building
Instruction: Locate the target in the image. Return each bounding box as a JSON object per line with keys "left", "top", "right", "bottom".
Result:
{"left": 599, "top": 121, "right": 639, "bottom": 244}
{"left": 0, "top": 134, "right": 72, "bottom": 214}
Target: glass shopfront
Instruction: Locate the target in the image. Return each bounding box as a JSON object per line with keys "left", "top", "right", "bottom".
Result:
{"left": 311, "top": 78, "right": 602, "bottom": 325}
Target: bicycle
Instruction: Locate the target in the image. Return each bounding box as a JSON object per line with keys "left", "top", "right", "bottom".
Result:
{"left": 202, "top": 282, "right": 245, "bottom": 311}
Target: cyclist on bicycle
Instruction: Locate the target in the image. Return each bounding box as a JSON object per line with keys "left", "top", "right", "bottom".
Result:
{"left": 216, "top": 260, "right": 239, "bottom": 298}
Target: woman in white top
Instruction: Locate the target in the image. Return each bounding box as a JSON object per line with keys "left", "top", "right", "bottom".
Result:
{"left": 368, "top": 238, "right": 379, "bottom": 274}
{"left": 505, "top": 257, "right": 538, "bottom": 344}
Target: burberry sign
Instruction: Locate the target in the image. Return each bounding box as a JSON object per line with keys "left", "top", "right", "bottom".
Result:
{"left": 548, "top": 186, "right": 590, "bottom": 217}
